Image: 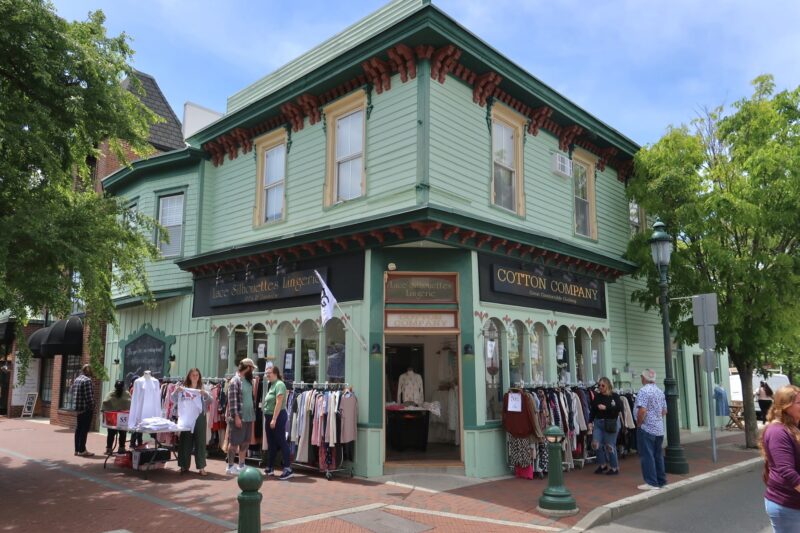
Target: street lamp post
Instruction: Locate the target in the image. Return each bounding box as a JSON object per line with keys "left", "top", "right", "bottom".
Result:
{"left": 649, "top": 219, "right": 689, "bottom": 475}
{"left": 537, "top": 425, "right": 578, "bottom": 517}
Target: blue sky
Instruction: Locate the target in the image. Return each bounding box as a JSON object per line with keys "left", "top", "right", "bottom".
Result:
{"left": 52, "top": 0, "right": 800, "bottom": 145}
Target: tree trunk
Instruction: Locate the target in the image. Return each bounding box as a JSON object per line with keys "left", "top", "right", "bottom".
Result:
{"left": 733, "top": 356, "right": 759, "bottom": 448}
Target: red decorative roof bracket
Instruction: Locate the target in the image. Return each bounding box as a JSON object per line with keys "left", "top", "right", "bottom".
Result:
{"left": 368, "top": 57, "right": 392, "bottom": 93}
{"left": 615, "top": 159, "right": 634, "bottom": 182}
{"left": 528, "top": 106, "right": 553, "bottom": 136}
{"left": 507, "top": 242, "right": 522, "bottom": 256}
{"left": 473, "top": 71, "right": 502, "bottom": 107}
{"left": 559, "top": 125, "right": 584, "bottom": 152}
{"left": 410, "top": 221, "right": 441, "bottom": 238}
{"left": 430, "top": 45, "right": 461, "bottom": 84}
{"left": 476, "top": 234, "right": 492, "bottom": 248}
{"left": 369, "top": 230, "right": 385, "bottom": 244}
{"left": 388, "top": 44, "right": 417, "bottom": 81}
{"left": 351, "top": 234, "right": 366, "bottom": 248}
{"left": 442, "top": 226, "right": 460, "bottom": 241}
{"left": 596, "top": 147, "right": 618, "bottom": 172}
{"left": 280, "top": 102, "right": 305, "bottom": 132}
{"left": 491, "top": 238, "right": 507, "bottom": 252}
{"left": 317, "top": 240, "right": 332, "bottom": 253}
{"left": 334, "top": 237, "right": 349, "bottom": 251}
{"left": 387, "top": 227, "right": 404, "bottom": 240}
{"left": 460, "top": 230, "right": 477, "bottom": 245}
{"left": 296, "top": 93, "right": 321, "bottom": 125}
{"left": 414, "top": 44, "right": 434, "bottom": 59}
{"left": 232, "top": 128, "right": 252, "bottom": 154}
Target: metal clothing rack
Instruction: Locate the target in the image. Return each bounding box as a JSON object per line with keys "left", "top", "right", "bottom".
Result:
{"left": 289, "top": 384, "right": 355, "bottom": 480}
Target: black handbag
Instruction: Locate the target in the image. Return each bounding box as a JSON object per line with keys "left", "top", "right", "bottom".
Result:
{"left": 601, "top": 418, "right": 618, "bottom": 433}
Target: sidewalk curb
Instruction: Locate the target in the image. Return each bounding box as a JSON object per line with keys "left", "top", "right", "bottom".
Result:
{"left": 566, "top": 457, "right": 763, "bottom": 532}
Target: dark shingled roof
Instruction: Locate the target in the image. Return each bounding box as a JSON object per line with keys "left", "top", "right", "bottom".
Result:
{"left": 122, "top": 70, "right": 185, "bottom": 152}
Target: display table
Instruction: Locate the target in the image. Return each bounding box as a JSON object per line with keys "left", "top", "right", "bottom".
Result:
{"left": 102, "top": 424, "right": 177, "bottom": 478}
{"left": 386, "top": 409, "right": 429, "bottom": 452}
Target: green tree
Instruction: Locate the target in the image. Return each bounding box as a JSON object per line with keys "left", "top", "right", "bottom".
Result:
{"left": 0, "top": 0, "right": 160, "bottom": 383}
{"left": 627, "top": 75, "right": 800, "bottom": 448}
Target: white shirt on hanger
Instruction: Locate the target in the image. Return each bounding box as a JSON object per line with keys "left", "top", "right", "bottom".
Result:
{"left": 397, "top": 370, "right": 424, "bottom": 405}
{"left": 128, "top": 375, "right": 162, "bottom": 429}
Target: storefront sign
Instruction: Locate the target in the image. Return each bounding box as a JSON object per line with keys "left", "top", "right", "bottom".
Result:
{"left": 478, "top": 254, "right": 607, "bottom": 318}
{"left": 210, "top": 268, "right": 326, "bottom": 308}
{"left": 385, "top": 311, "right": 457, "bottom": 330}
{"left": 21, "top": 392, "right": 37, "bottom": 418}
{"left": 385, "top": 273, "right": 457, "bottom": 304}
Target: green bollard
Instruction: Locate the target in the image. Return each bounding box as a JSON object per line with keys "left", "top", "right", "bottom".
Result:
{"left": 537, "top": 425, "right": 579, "bottom": 517}
{"left": 237, "top": 466, "right": 263, "bottom": 533}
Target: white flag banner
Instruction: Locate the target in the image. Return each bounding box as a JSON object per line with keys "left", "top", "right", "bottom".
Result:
{"left": 314, "top": 270, "right": 337, "bottom": 326}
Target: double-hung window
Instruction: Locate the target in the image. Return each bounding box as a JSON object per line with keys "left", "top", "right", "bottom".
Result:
{"left": 254, "top": 129, "right": 287, "bottom": 225}
{"left": 324, "top": 90, "right": 366, "bottom": 206}
{"left": 490, "top": 104, "right": 525, "bottom": 215}
{"left": 629, "top": 200, "right": 645, "bottom": 236}
{"left": 158, "top": 193, "right": 184, "bottom": 257}
{"left": 572, "top": 152, "right": 597, "bottom": 239}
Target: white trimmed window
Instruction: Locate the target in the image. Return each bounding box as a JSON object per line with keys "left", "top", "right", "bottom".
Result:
{"left": 629, "top": 200, "right": 645, "bottom": 235}
{"left": 491, "top": 104, "right": 526, "bottom": 215}
{"left": 254, "top": 129, "right": 287, "bottom": 225}
{"left": 572, "top": 152, "right": 597, "bottom": 239}
{"left": 324, "top": 90, "right": 366, "bottom": 206}
{"left": 158, "top": 193, "right": 184, "bottom": 257}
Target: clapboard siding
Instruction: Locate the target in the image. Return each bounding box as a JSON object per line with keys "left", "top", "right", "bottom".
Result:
{"left": 203, "top": 73, "right": 419, "bottom": 252}
{"left": 429, "top": 74, "right": 630, "bottom": 259}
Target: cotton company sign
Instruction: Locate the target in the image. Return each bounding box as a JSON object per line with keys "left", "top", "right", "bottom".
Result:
{"left": 210, "top": 268, "right": 326, "bottom": 307}
{"left": 492, "top": 264, "right": 604, "bottom": 312}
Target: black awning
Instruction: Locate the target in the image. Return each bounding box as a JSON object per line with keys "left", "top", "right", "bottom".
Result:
{"left": 41, "top": 316, "right": 83, "bottom": 357}
{"left": 27, "top": 326, "right": 51, "bottom": 358}
{"left": 0, "top": 321, "right": 14, "bottom": 343}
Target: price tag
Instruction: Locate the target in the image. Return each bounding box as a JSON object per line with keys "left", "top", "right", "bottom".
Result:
{"left": 508, "top": 392, "right": 522, "bottom": 412}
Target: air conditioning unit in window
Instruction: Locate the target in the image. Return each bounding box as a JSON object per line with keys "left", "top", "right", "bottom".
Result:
{"left": 552, "top": 153, "right": 572, "bottom": 178}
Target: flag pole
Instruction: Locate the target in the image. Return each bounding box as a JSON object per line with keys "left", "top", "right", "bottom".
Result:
{"left": 334, "top": 300, "right": 368, "bottom": 352}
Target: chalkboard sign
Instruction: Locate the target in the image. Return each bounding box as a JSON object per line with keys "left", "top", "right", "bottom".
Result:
{"left": 123, "top": 334, "right": 166, "bottom": 388}
{"left": 21, "top": 392, "right": 37, "bottom": 418}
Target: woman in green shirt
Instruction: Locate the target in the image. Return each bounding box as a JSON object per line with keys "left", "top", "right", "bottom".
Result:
{"left": 263, "top": 365, "right": 292, "bottom": 480}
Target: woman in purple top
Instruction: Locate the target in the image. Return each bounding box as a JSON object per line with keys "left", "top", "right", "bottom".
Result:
{"left": 760, "top": 385, "right": 800, "bottom": 533}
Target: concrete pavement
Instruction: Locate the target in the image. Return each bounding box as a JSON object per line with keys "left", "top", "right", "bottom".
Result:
{"left": 0, "top": 417, "right": 761, "bottom": 532}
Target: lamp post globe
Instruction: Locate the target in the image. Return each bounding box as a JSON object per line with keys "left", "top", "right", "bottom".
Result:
{"left": 649, "top": 218, "right": 689, "bottom": 475}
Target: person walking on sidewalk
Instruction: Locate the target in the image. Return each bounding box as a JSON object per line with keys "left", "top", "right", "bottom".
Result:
{"left": 263, "top": 365, "right": 293, "bottom": 480}
{"left": 635, "top": 368, "right": 667, "bottom": 491}
{"left": 760, "top": 385, "right": 800, "bottom": 533}
{"left": 591, "top": 377, "right": 622, "bottom": 475}
{"left": 72, "top": 364, "right": 95, "bottom": 457}
{"left": 173, "top": 368, "right": 211, "bottom": 476}
{"left": 758, "top": 381, "right": 774, "bottom": 424}
{"left": 226, "top": 358, "right": 256, "bottom": 475}
{"left": 101, "top": 380, "right": 131, "bottom": 455}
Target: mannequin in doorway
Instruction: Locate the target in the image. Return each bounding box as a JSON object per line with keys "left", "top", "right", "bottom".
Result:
{"left": 397, "top": 367, "right": 424, "bottom": 405}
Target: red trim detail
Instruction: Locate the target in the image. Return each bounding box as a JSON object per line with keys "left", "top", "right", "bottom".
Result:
{"left": 442, "top": 226, "right": 460, "bottom": 241}
{"left": 415, "top": 45, "right": 434, "bottom": 59}
{"left": 369, "top": 230, "right": 385, "bottom": 244}
{"left": 297, "top": 94, "right": 321, "bottom": 125}
{"left": 491, "top": 238, "right": 507, "bottom": 252}
{"left": 280, "top": 102, "right": 305, "bottom": 132}
{"left": 460, "top": 230, "right": 476, "bottom": 245}
{"left": 559, "top": 125, "right": 584, "bottom": 152}
{"left": 430, "top": 45, "right": 461, "bottom": 84}
{"left": 528, "top": 106, "right": 553, "bottom": 136}
{"left": 473, "top": 71, "right": 502, "bottom": 107}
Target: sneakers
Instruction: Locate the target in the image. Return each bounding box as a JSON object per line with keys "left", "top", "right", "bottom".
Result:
{"left": 278, "top": 469, "right": 294, "bottom": 481}
{"left": 605, "top": 469, "right": 619, "bottom": 476}
{"left": 637, "top": 483, "right": 661, "bottom": 491}
{"left": 237, "top": 463, "right": 247, "bottom": 473}
{"left": 264, "top": 468, "right": 274, "bottom": 476}
{"left": 226, "top": 464, "right": 238, "bottom": 475}
{"left": 105, "top": 447, "right": 113, "bottom": 456}
{"left": 77, "top": 451, "right": 95, "bottom": 457}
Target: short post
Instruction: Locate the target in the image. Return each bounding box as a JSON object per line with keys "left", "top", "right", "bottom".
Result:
{"left": 537, "top": 425, "right": 579, "bottom": 517}
{"left": 237, "top": 466, "right": 263, "bottom": 533}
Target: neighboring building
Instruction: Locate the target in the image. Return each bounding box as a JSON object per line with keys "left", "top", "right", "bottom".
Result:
{"left": 1, "top": 71, "right": 184, "bottom": 428}
{"left": 101, "top": 0, "right": 729, "bottom": 477}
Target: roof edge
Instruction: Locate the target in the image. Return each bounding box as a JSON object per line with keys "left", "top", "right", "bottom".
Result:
{"left": 102, "top": 147, "right": 204, "bottom": 194}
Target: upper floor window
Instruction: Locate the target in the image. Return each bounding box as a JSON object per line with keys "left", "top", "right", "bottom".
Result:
{"left": 629, "top": 200, "right": 645, "bottom": 236}
{"left": 491, "top": 104, "right": 526, "bottom": 215}
{"left": 324, "top": 90, "right": 366, "bottom": 206}
{"left": 572, "top": 152, "right": 597, "bottom": 239}
{"left": 158, "top": 193, "right": 184, "bottom": 257}
{"left": 254, "top": 129, "right": 287, "bottom": 225}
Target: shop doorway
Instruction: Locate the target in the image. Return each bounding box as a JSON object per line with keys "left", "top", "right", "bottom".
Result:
{"left": 384, "top": 335, "right": 460, "bottom": 463}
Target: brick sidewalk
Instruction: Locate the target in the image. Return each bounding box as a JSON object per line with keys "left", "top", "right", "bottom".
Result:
{"left": 0, "top": 418, "right": 758, "bottom": 532}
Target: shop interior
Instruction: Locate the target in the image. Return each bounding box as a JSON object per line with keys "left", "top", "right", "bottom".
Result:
{"left": 384, "top": 335, "right": 460, "bottom": 463}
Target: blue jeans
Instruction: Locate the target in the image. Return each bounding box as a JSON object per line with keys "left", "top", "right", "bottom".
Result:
{"left": 592, "top": 419, "right": 619, "bottom": 470}
{"left": 265, "top": 410, "right": 290, "bottom": 470}
{"left": 637, "top": 428, "right": 666, "bottom": 487}
{"left": 765, "top": 498, "right": 800, "bottom": 533}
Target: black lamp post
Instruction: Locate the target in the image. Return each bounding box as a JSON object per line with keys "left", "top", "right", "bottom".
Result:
{"left": 649, "top": 219, "right": 689, "bottom": 474}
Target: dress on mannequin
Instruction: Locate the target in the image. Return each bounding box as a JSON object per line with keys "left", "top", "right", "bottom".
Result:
{"left": 397, "top": 369, "right": 424, "bottom": 405}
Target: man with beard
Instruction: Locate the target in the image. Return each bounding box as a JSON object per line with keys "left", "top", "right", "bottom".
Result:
{"left": 226, "top": 358, "right": 257, "bottom": 475}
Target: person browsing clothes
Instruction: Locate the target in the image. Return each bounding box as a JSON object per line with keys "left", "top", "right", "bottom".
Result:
{"left": 172, "top": 368, "right": 211, "bottom": 476}
{"left": 101, "top": 380, "right": 131, "bottom": 455}
{"left": 226, "top": 358, "right": 256, "bottom": 475}
{"left": 635, "top": 368, "right": 667, "bottom": 491}
{"left": 263, "top": 365, "right": 293, "bottom": 480}
{"left": 590, "top": 377, "right": 622, "bottom": 475}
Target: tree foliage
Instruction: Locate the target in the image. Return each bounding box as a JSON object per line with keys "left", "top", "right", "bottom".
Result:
{"left": 627, "top": 75, "right": 800, "bottom": 448}
{"left": 0, "top": 0, "right": 160, "bottom": 383}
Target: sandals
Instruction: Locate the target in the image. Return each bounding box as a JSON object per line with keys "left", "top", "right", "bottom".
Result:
{"left": 198, "top": 470, "right": 208, "bottom": 477}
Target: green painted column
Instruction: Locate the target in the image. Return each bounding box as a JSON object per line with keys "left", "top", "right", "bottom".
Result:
{"left": 367, "top": 249, "right": 384, "bottom": 427}
{"left": 227, "top": 332, "right": 236, "bottom": 375}
{"left": 567, "top": 333, "right": 576, "bottom": 385}
{"left": 318, "top": 327, "right": 327, "bottom": 382}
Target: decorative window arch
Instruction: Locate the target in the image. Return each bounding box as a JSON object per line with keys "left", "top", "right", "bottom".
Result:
{"left": 215, "top": 327, "right": 229, "bottom": 378}
{"left": 483, "top": 318, "right": 505, "bottom": 421}
{"left": 531, "top": 322, "right": 548, "bottom": 384}
{"left": 509, "top": 320, "right": 526, "bottom": 387}
{"left": 556, "top": 325, "right": 572, "bottom": 383}
{"left": 299, "top": 319, "right": 319, "bottom": 383}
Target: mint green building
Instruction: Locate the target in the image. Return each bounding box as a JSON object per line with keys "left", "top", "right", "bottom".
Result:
{"left": 102, "top": 0, "right": 729, "bottom": 478}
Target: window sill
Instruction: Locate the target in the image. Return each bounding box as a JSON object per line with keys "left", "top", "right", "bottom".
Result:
{"left": 573, "top": 232, "right": 599, "bottom": 244}
{"left": 253, "top": 218, "right": 287, "bottom": 231}
{"left": 156, "top": 254, "right": 183, "bottom": 262}
{"left": 489, "top": 202, "right": 525, "bottom": 220}
{"left": 323, "top": 195, "right": 367, "bottom": 211}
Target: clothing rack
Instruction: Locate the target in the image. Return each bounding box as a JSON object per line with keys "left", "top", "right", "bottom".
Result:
{"left": 292, "top": 381, "right": 351, "bottom": 391}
